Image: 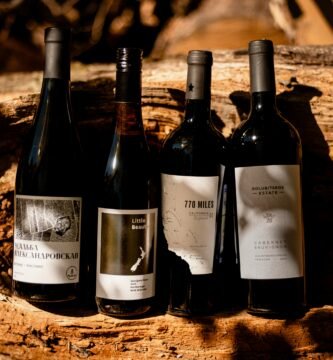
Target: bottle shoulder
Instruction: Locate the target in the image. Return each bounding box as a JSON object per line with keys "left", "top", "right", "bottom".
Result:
{"left": 231, "top": 112, "right": 302, "bottom": 166}
{"left": 16, "top": 110, "right": 82, "bottom": 193}
{"left": 100, "top": 136, "right": 157, "bottom": 209}
{"left": 162, "top": 121, "right": 227, "bottom": 151}
{"left": 160, "top": 122, "right": 229, "bottom": 176}
{"left": 232, "top": 111, "right": 301, "bottom": 145}
{"left": 21, "top": 111, "right": 81, "bottom": 163}
{"left": 104, "top": 134, "right": 153, "bottom": 181}
{"left": 29, "top": 79, "right": 77, "bottom": 145}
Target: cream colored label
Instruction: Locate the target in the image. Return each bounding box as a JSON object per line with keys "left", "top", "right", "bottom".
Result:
{"left": 235, "top": 165, "right": 304, "bottom": 279}
{"left": 161, "top": 174, "right": 219, "bottom": 275}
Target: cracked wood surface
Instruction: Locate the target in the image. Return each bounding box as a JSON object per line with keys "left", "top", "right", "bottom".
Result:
{"left": 0, "top": 295, "right": 332, "bottom": 359}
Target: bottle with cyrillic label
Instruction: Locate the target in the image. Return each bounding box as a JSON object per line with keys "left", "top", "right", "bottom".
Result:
{"left": 95, "top": 48, "right": 158, "bottom": 317}
{"left": 12, "top": 27, "right": 83, "bottom": 302}
{"left": 232, "top": 39, "right": 306, "bottom": 317}
{"left": 160, "top": 50, "right": 229, "bottom": 316}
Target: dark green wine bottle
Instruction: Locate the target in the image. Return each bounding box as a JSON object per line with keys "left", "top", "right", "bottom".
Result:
{"left": 12, "top": 27, "right": 83, "bottom": 302}
{"left": 95, "top": 48, "right": 157, "bottom": 317}
{"left": 160, "top": 50, "right": 229, "bottom": 316}
{"left": 232, "top": 39, "right": 306, "bottom": 317}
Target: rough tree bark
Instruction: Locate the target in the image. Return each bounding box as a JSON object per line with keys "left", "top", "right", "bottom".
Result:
{"left": 0, "top": 45, "right": 333, "bottom": 358}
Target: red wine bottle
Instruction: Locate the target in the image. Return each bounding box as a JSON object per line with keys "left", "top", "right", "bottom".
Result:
{"left": 12, "top": 27, "right": 83, "bottom": 302}
{"left": 232, "top": 40, "right": 305, "bottom": 317}
{"left": 95, "top": 48, "right": 158, "bottom": 317}
{"left": 160, "top": 50, "right": 229, "bottom": 316}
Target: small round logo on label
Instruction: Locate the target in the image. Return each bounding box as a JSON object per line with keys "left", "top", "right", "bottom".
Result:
{"left": 66, "top": 266, "right": 78, "bottom": 280}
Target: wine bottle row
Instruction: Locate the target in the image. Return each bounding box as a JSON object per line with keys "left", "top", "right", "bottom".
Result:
{"left": 12, "top": 27, "right": 306, "bottom": 319}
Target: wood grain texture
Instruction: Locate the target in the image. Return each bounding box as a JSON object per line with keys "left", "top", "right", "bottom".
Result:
{"left": 0, "top": 295, "right": 332, "bottom": 359}
{"left": 1, "top": 45, "right": 333, "bottom": 358}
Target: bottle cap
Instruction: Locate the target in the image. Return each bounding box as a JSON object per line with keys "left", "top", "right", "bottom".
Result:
{"left": 44, "top": 27, "right": 71, "bottom": 43}
{"left": 248, "top": 39, "right": 274, "bottom": 55}
{"left": 186, "top": 50, "right": 212, "bottom": 100}
{"left": 248, "top": 39, "right": 275, "bottom": 93}
{"left": 116, "top": 48, "right": 143, "bottom": 71}
{"left": 115, "top": 48, "right": 142, "bottom": 101}
{"left": 187, "top": 50, "right": 213, "bottom": 66}
{"left": 43, "top": 27, "right": 71, "bottom": 79}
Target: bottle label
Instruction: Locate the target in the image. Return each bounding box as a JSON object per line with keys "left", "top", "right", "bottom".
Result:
{"left": 161, "top": 174, "right": 219, "bottom": 275}
{"left": 96, "top": 208, "right": 157, "bottom": 300}
{"left": 235, "top": 165, "right": 304, "bottom": 279}
{"left": 13, "top": 195, "right": 81, "bottom": 284}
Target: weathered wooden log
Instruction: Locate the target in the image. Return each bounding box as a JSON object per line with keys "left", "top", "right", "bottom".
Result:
{"left": 1, "top": 45, "right": 333, "bottom": 358}
{"left": 0, "top": 294, "right": 332, "bottom": 359}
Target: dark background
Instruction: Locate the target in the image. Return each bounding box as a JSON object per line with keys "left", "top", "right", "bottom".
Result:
{"left": 3, "top": 0, "right": 333, "bottom": 72}
{"left": 0, "top": 0, "right": 198, "bottom": 71}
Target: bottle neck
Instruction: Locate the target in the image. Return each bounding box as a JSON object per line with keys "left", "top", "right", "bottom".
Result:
{"left": 114, "top": 66, "right": 143, "bottom": 135}
{"left": 184, "top": 99, "right": 211, "bottom": 126}
{"left": 184, "top": 61, "right": 211, "bottom": 126}
{"left": 115, "top": 70, "right": 141, "bottom": 102}
{"left": 250, "top": 91, "right": 277, "bottom": 115}
{"left": 249, "top": 47, "right": 275, "bottom": 94}
{"left": 114, "top": 102, "right": 144, "bottom": 136}
{"left": 249, "top": 47, "right": 278, "bottom": 117}
{"left": 39, "top": 78, "right": 71, "bottom": 104}
{"left": 44, "top": 41, "right": 70, "bottom": 80}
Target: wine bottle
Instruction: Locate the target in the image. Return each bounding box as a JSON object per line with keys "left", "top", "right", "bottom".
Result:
{"left": 96, "top": 48, "right": 158, "bottom": 317}
{"left": 232, "top": 39, "right": 305, "bottom": 317}
{"left": 160, "top": 50, "right": 229, "bottom": 316}
{"left": 12, "top": 27, "right": 83, "bottom": 302}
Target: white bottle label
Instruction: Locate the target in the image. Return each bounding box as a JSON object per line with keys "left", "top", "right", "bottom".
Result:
{"left": 161, "top": 174, "right": 219, "bottom": 275}
{"left": 13, "top": 195, "right": 81, "bottom": 284}
{"left": 235, "top": 165, "right": 304, "bottom": 279}
{"left": 96, "top": 208, "right": 157, "bottom": 301}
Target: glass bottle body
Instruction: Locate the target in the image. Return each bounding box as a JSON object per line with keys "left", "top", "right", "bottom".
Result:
{"left": 96, "top": 102, "right": 157, "bottom": 317}
{"left": 161, "top": 99, "right": 229, "bottom": 316}
{"left": 232, "top": 92, "right": 305, "bottom": 317}
{"left": 13, "top": 78, "right": 83, "bottom": 302}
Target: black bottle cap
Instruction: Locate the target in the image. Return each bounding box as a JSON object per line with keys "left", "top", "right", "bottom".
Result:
{"left": 115, "top": 48, "right": 142, "bottom": 102}
{"left": 186, "top": 50, "right": 212, "bottom": 100}
{"left": 45, "top": 27, "right": 71, "bottom": 43}
{"left": 249, "top": 39, "right": 276, "bottom": 93}
{"left": 116, "top": 48, "right": 143, "bottom": 72}
{"left": 248, "top": 39, "right": 274, "bottom": 55}
{"left": 44, "top": 27, "right": 71, "bottom": 80}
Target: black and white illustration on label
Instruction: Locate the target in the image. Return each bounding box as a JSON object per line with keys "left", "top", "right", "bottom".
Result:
{"left": 96, "top": 208, "right": 157, "bottom": 301}
{"left": 161, "top": 174, "right": 219, "bottom": 275}
{"left": 13, "top": 195, "right": 81, "bottom": 284}
{"left": 130, "top": 247, "right": 146, "bottom": 272}
{"left": 15, "top": 196, "right": 81, "bottom": 242}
